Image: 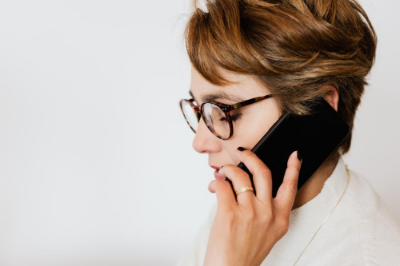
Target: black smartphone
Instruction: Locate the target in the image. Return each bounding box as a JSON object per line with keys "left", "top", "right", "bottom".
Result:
{"left": 226, "top": 97, "right": 350, "bottom": 199}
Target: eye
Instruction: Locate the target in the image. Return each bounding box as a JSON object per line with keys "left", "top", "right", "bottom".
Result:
{"left": 230, "top": 113, "right": 242, "bottom": 121}
{"left": 219, "top": 113, "right": 242, "bottom": 122}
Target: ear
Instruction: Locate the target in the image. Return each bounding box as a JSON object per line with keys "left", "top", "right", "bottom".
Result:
{"left": 323, "top": 85, "right": 339, "bottom": 112}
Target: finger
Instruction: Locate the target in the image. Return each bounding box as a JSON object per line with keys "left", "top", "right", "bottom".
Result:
{"left": 235, "top": 146, "right": 273, "bottom": 205}
{"left": 274, "top": 150, "right": 302, "bottom": 216}
{"left": 217, "top": 164, "right": 255, "bottom": 206}
{"left": 208, "top": 179, "right": 237, "bottom": 210}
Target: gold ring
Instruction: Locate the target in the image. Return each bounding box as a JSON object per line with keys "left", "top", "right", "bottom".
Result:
{"left": 235, "top": 186, "right": 254, "bottom": 196}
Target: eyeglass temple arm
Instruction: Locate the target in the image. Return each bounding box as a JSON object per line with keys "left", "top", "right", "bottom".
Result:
{"left": 225, "top": 94, "right": 274, "bottom": 112}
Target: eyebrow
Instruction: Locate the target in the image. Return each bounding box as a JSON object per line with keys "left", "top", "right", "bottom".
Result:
{"left": 189, "top": 90, "right": 245, "bottom": 104}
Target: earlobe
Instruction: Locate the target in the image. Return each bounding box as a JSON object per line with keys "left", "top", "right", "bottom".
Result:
{"left": 323, "top": 85, "right": 339, "bottom": 112}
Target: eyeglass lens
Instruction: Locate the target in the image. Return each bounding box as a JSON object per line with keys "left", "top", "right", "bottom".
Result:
{"left": 181, "top": 100, "right": 230, "bottom": 139}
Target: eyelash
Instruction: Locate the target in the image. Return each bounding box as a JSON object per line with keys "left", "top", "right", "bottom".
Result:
{"left": 230, "top": 113, "right": 242, "bottom": 121}
{"left": 220, "top": 113, "right": 242, "bottom": 122}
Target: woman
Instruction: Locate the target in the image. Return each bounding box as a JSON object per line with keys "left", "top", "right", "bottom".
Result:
{"left": 177, "top": 0, "right": 400, "bottom": 265}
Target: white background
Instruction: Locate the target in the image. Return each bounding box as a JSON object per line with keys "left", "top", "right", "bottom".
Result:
{"left": 0, "top": 0, "right": 399, "bottom": 265}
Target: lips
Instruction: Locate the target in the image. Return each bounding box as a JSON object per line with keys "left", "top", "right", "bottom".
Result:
{"left": 210, "top": 165, "right": 220, "bottom": 170}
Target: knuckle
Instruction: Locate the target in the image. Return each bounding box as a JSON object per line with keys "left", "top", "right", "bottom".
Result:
{"left": 259, "top": 166, "right": 271, "bottom": 178}
{"left": 279, "top": 226, "right": 289, "bottom": 236}
{"left": 260, "top": 208, "right": 274, "bottom": 223}
{"left": 243, "top": 207, "right": 256, "bottom": 221}
{"left": 220, "top": 209, "right": 236, "bottom": 225}
{"left": 276, "top": 216, "right": 290, "bottom": 236}
{"left": 237, "top": 171, "right": 250, "bottom": 181}
{"left": 284, "top": 180, "right": 298, "bottom": 195}
{"left": 218, "top": 164, "right": 231, "bottom": 176}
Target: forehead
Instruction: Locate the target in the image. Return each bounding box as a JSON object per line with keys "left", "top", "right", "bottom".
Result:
{"left": 189, "top": 66, "right": 268, "bottom": 103}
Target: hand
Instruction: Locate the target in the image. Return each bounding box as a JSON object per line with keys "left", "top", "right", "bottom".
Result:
{"left": 204, "top": 148, "right": 302, "bottom": 266}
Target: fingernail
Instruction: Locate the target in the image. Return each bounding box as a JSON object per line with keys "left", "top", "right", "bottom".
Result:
{"left": 218, "top": 165, "right": 223, "bottom": 173}
{"left": 297, "top": 150, "right": 303, "bottom": 163}
{"left": 237, "top": 147, "right": 246, "bottom": 152}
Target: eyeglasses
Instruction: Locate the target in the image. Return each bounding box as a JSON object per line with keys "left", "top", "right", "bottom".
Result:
{"left": 179, "top": 94, "right": 274, "bottom": 140}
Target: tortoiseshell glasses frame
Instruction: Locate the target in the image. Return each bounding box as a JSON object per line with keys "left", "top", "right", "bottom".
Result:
{"left": 179, "top": 94, "right": 274, "bottom": 140}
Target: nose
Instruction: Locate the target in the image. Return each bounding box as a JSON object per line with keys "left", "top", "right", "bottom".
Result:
{"left": 192, "top": 117, "right": 220, "bottom": 154}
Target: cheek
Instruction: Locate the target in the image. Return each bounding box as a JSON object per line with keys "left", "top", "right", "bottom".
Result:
{"left": 226, "top": 104, "right": 281, "bottom": 164}
{"left": 223, "top": 140, "right": 242, "bottom": 165}
{"left": 235, "top": 109, "right": 281, "bottom": 150}
{"left": 221, "top": 121, "right": 261, "bottom": 165}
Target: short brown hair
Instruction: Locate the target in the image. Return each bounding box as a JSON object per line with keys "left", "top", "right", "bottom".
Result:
{"left": 183, "top": 0, "right": 377, "bottom": 156}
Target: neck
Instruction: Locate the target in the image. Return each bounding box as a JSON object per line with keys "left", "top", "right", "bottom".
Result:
{"left": 291, "top": 153, "right": 341, "bottom": 210}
